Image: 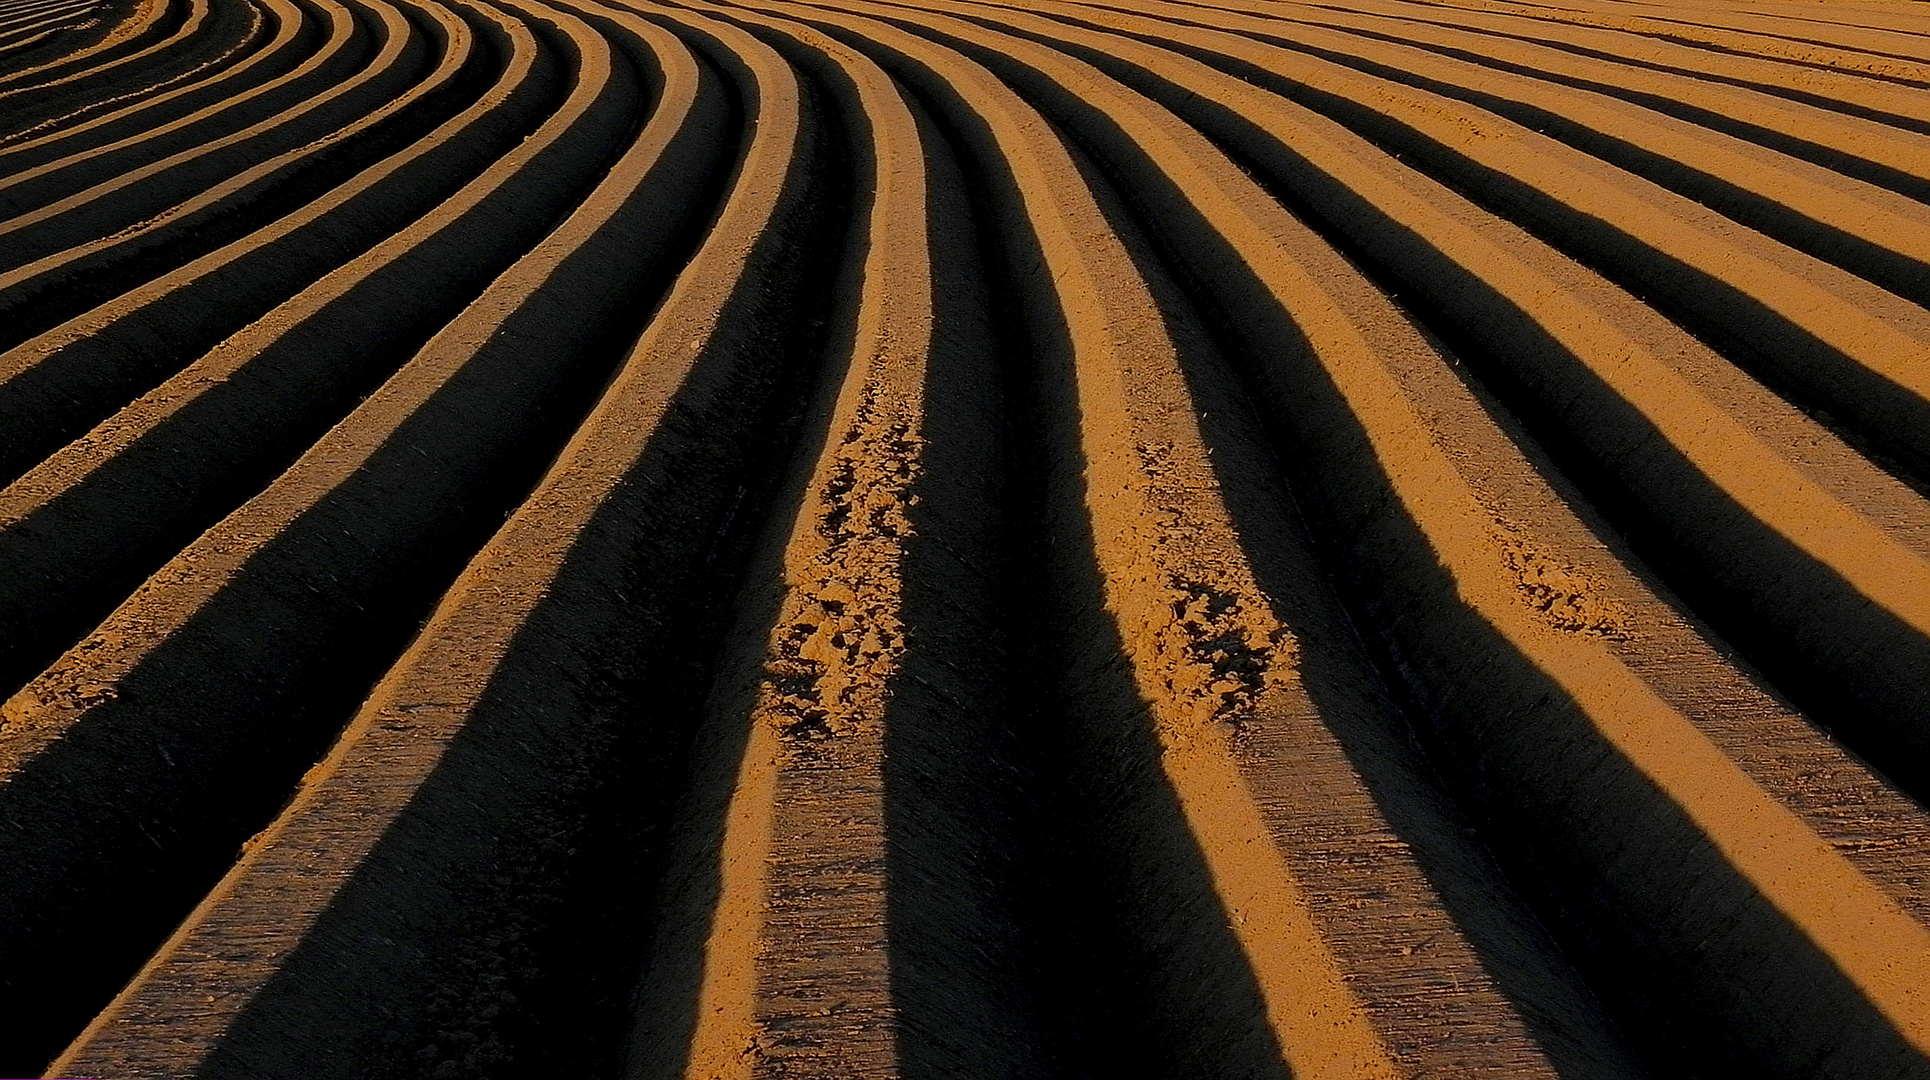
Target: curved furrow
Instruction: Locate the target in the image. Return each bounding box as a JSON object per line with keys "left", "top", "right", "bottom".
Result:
{"left": 1367, "top": 0, "right": 1930, "bottom": 126}
{"left": 0, "top": 16, "right": 93, "bottom": 57}
{"left": 0, "top": 0, "right": 262, "bottom": 140}
{"left": 769, "top": 7, "right": 1667, "bottom": 1080}
{"left": 0, "top": 0, "right": 171, "bottom": 91}
{"left": 726, "top": 1, "right": 1627, "bottom": 1076}
{"left": 0, "top": 0, "right": 558, "bottom": 699}
{"left": 0, "top": 0, "right": 103, "bottom": 31}
{"left": 6, "top": 0, "right": 1930, "bottom": 1076}
{"left": 707, "top": 7, "right": 1394, "bottom": 1077}
{"left": 0, "top": 0, "right": 110, "bottom": 59}
{"left": 868, "top": 2, "right": 1930, "bottom": 1075}
{"left": 1495, "top": 0, "right": 1930, "bottom": 65}
{"left": 1704, "top": 0, "right": 1930, "bottom": 41}
{"left": 1229, "top": 0, "right": 1930, "bottom": 207}
{"left": 0, "top": 0, "right": 305, "bottom": 171}
{"left": 46, "top": 7, "right": 837, "bottom": 1078}
{"left": 0, "top": 0, "right": 338, "bottom": 212}
{"left": 1199, "top": 0, "right": 1930, "bottom": 275}
{"left": 5, "top": 0, "right": 108, "bottom": 18}
{"left": 0, "top": 0, "right": 273, "bottom": 150}
{"left": 998, "top": 0, "right": 1930, "bottom": 808}
{"left": 0, "top": 4, "right": 268, "bottom": 148}
{"left": 0, "top": 0, "right": 419, "bottom": 269}
{"left": 0, "top": 0, "right": 736, "bottom": 1066}
{"left": 0, "top": 0, "right": 496, "bottom": 484}
{"left": 0, "top": 0, "right": 103, "bottom": 34}
{"left": 1304, "top": 0, "right": 1930, "bottom": 143}
{"left": 1062, "top": 0, "right": 1930, "bottom": 483}
{"left": 614, "top": 5, "right": 1058, "bottom": 1078}
{"left": 0, "top": 0, "right": 489, "bottom": 353}
{"left": 1407, "top": 0, "right": 1930, "bottom": 87}
{"left": 0, "top": 0, "right": 108, "bottom": 38}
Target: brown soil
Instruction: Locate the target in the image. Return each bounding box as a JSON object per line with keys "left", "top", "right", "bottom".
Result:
{"left": 3, "top": 0, "right": 1930, "bottom": 1076}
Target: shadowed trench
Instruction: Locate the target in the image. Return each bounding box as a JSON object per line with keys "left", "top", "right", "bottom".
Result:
{"left": 9, "top": 0, "right": 1930, "bottom": 1075}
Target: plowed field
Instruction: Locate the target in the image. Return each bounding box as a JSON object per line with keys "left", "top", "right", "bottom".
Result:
{"left": 6, "top": 0, "right": 1930, "bottom": 1075}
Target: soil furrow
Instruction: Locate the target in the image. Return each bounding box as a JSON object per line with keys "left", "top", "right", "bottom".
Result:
{"left": 0, "top": 13, "right": 130, "bottom": 78}
{"left": 10, "top": 0, "right": 1930, "bottom": 1075}
{"left": 734, "top": 3, "right": 1606, "bottom": 1075}
{"left": 1701, "top": 1, "right": 1930, "bottom": 40}
{"left": 617, "top": 4, "right": 1047, "bottom": 1078}
{"left": 0, "top": 0, "right": 573, "bottom": 702}
{"left": 1356, "top": 0, "right": 1930, "bottom": 106}
{"left": 50, "top": 8, "right": 840, "bottom": 1076}
{"left": 0, "top": 0, "right": 333, "bottom": 212}
{"left": 0, "top": 0, "right": 103, "bottom": 33}
{"left": 0, "top": 0, "right": 501, "bottom": 355}
{"left": 887, "top": 2, "right": 1930, "bottom": 1072}
{"left": 0, "top": 19, "right": 93, "bottom": 56}
{"left": 1404, "top": 0, "right": 1930, "bottom": 91}
{"left": 1246, "top": 0, "right": 1930, "bottom": 203}
{"left": 801, "top": 18, "right": 1399, "bottom": 1079}
{"left": 0, "top": 0, "right": 301, "bottom": 171}
{"left": 0, "top": 3, "right": 108, "bottom": 55}
{"left": 0, "top": 0, "right": 721, "bottom": 1064}
{"left": 0, "top": 0, "right": 423, "bottom": 274}
{"left": 1061, "top": 0, "right": 1930, "bottom": 490}
{"left": 0, "top": 0, "right": 501, "bottom": 473}
{"left": 0, "top": 0, "right": 181, "bottom": 98}
{"left": 1491, "top": 0, "right": 1930, "bottom": 65}
{"left": 1169, "top": 0, "right": 1930, "bottom": 309}
{"left": 835, "top": 7, "right": 1655, "bottom": 1078}
{"left": 1010, "top": 0, "right": 1930, "bottom": 847}
{"left": 0, "top": 0, "right": 106, "bottom": 37}
{"left": 0, "top": 0, "right": 267, "bottom": 149}
{"left": 918, "top": 10, "right": 1930, "bottom": 1080}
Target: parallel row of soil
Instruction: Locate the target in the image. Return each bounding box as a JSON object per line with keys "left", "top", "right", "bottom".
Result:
{"left": 7, "top": 0, "right": 1930, "bottom": 1075}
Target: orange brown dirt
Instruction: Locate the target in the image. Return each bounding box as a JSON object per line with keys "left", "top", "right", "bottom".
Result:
{"left": 3, "top": 0, "right": 1930, "bottom": 1076}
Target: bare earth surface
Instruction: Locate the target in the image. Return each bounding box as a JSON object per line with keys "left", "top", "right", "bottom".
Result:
{"left": 3, "top": 0, "right": 1930, "bottom": 1075}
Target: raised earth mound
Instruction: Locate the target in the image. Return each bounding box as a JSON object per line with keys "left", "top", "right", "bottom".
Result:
{"left": 5, "top": 0, "right": 1930, "bottom": 1075}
